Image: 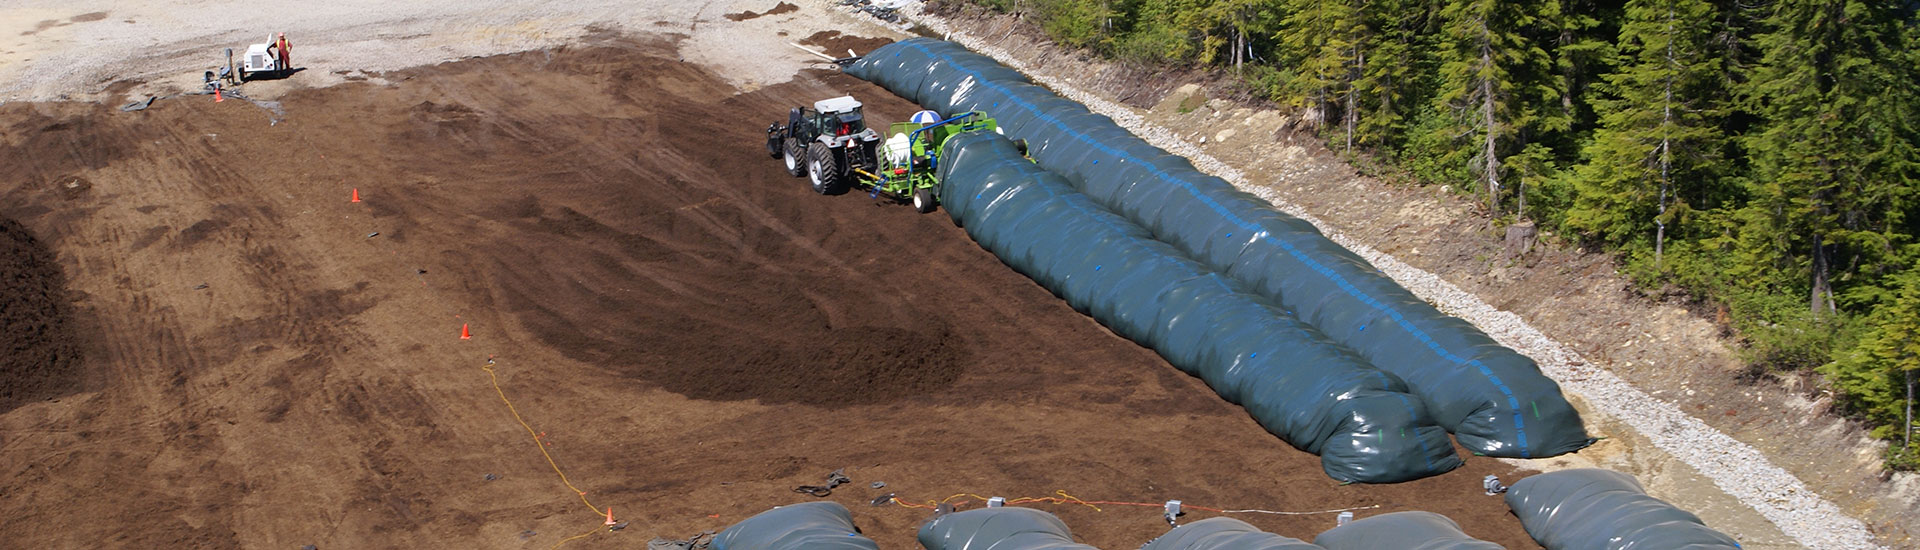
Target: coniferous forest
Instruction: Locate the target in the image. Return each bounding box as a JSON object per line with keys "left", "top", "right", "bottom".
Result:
{"left": 945, "top": 0, "right": 1920, "bottom": 469}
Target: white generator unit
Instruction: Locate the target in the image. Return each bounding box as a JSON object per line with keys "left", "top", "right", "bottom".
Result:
{"left": 237, "top": 33, "right": 291, "bottom": 80}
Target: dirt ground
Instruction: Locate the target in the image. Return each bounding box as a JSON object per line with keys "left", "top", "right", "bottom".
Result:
{"left": 0, "top": 33, "right": 1545, "bottom": 549}
{"left": 0, "top": 215, "right": 84, "bottom": 414}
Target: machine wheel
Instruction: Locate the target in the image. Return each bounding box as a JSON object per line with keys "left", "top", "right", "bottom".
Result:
{"left": 912, "top": 188, "right": 937, "bottom": 213}
{"left": 783, "top": 137, "right": 806, "bottom": 177}
{"left": 807, "top": 145, "right": 845, "bottom": 195}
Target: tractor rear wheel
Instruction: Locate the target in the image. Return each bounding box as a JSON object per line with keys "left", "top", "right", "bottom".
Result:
{"left": 807, "top": 144, "right": 845, "bottom": 195}
{"left": 912, "top": 188, "right": 937, "bottom": 213}
{"left": 783, "top": 137, "right": 806, "bottom": 177}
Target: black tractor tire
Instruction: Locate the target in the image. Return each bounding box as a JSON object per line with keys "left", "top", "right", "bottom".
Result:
{"left": 807, "top": 144, "right": 846, "bottom": 195}
{"left": 783, "top": 137, "right": 807, "bottom": 177}
{"left": 912, "top": 188, "right": 937, "bottom": 213}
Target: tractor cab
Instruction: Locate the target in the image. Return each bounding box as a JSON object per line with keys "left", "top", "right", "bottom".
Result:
{"left": 812, "top": 96, "right": 869, "bottom": 138}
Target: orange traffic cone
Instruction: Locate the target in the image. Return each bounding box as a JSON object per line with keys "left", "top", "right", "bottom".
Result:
{"left": 214, "top": 87, "right": 224, "bottom": 103}
{"left": 604, "top": 507, "right": 616, "bottom": 526}
{"left": 460, "top": 323, "right": 472, "bottom": 340}
{"left": 351, "top": 188, "right": 361, "bottom": 203}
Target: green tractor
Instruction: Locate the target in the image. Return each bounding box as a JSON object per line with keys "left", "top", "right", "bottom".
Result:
{"left": 768, "top": 100, "right": 1002, "bottom": 213}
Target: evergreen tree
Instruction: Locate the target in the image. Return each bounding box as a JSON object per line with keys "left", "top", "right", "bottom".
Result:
{"left": 1553, "top": 0, "right": 1623, "bottom": 144}
{"left": 1564, "top": 0, "right": 1726, "bottom": 262}
{"left": 1280, "top": 0, "right": 1364, "bottom": 149}
{"left": 1426, "top": 0, "right": 1565, "bottom": 215}
{"left": 1110, "top": 0, "right": 1209, "bottom": 63}
{"left": 1174, "top": 0, "right": 1283, "bottom": 69}
{"left": 1825, "top": 265, "right": 1920, "bottom": 460}
{"left": 1036, "top": 0, "right": 1119, "bottom": 50}
{"left": 1739, "top": 0, "right": 1919, "bottom": 315}
{"left": 1349, "top": 0, "right": 1435, "bottom": 149}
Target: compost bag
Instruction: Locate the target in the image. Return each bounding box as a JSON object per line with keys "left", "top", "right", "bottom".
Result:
{"left": 711, "top": 501, "right": 878, "bottom": 550}
{"left": 918, "top": 508, "right": 1095, "bottom": 550}
{"left": 1312, "top": 511, "right": 1504, "bottom": 550}
{"left": 849, "top": 38, "right": 1591, "bottom": 459}
{"left": 1142, "top": 517, "right": 1325, "bottom": 550}
{"left": 936, "top": 131, "right": 1459, "bottom": 483}
{"left": 1504, "top": 469, "right": 1742, "bottom": 550}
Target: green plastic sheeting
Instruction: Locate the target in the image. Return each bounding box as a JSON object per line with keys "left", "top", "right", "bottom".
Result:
{"left": 1312, "top": 511, "right": 1505, "bottom": 550}
{"left": 711, "top": 502, "right": 879, "bottom": 550}
{"left": 1505, "top": 469, "right": 1742, "bottom": 550}
{"left": 848, "top": 38, "right": 1592, "bottom": 459}
{"left": 937, "top": 131, "right": 1459, "bottom": 483}
{"left": 1142, "top": 518, "right": 1325, "bottom": 550}
{"left": 918, "top": 508, "right": 1096, "bottom": 550}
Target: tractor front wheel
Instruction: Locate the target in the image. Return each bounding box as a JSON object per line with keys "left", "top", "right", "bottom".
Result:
{"left": 912, "top": 188, "right": 937, "bottom": 213}
{"left": 783, "top": 137, "right": 807, "bottom": 177}
{"left": 808, "top": 145, "right": 845, "bottom": 195}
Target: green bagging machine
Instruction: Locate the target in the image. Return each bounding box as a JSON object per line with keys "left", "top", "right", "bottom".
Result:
{"left": 867, "top": 110, "right": 1001, "bottom": 213}
{"left": 766, "top": 100, "right": 1006, "bottom": 213}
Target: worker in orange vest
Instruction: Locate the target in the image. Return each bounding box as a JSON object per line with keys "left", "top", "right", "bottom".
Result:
{"left": 276, "top": 33, "right": 291, "bottom": 70}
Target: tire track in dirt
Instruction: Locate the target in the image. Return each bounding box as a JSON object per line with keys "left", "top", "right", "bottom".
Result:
{"left": 425, "top": 58, "right": 871, "bottom": 285}
{"left": 2, "top": 95, "right": 438, "bottom": 548}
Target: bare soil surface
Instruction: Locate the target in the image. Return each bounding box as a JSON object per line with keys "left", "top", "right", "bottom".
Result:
{"left": 727, "top": 2, "right": 801, "bottom": 21}
{"left": 0, "top": 34, "right": 1543, "bottom": 549}
{"left": 878, "top": 7, "right": 1917, "bottom": 549}
{"left": 801, "top": 30, "right": 897, "bottom": 58}
{"left": 0, "top": 214, "right": 88, "bottom": 414}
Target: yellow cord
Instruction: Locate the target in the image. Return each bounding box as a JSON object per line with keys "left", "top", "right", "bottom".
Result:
{"left": 484, "top": 361, "right": 613, "bottom": 549}
{"left": 549, "top": 525, "right": 603, "bottom": 550}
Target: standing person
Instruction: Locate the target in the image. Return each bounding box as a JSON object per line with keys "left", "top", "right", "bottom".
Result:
{"left": 276, "top": 33, "right": 291, "bottom": 72}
